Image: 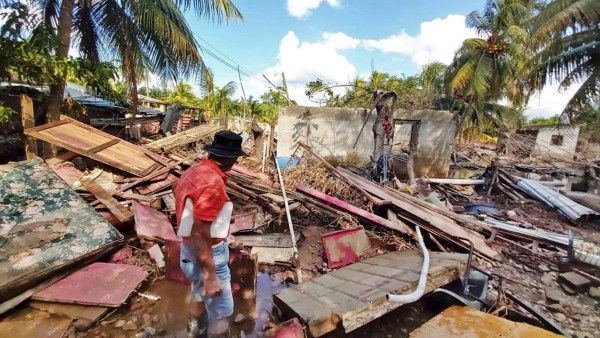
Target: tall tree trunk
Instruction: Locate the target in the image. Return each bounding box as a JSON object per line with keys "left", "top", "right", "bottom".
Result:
{"left": 46, "top": 0, "right": 75, "bottom": 123}
{"left": 125, "top": 49, "right": 139, "bottom": 133}
{"left": 454, "top": 100, "right": 475, "bottom": 140}
{"left": 45, "top": 0, "right": 75, "bottom": 157}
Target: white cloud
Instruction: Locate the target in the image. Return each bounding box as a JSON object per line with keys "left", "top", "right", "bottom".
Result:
{"left": 525, "top": 82, "right": 582, "bottom": 119}
{"left": 259, "top": 31, "right": 356, "bottom": 105}
{"left": 322, "top": 32, "right": 360, "bottom": 50}
{"left": 362, "top": 14, "right": 476, "bottom": 66}
{"left": 286, "top": 0, "right": 341, "bottom": 18}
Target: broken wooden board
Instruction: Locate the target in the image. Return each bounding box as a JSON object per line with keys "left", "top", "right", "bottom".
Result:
{"left": 146, "top": 124, "right": 222, "bottom": 151}
{"left": 322, "top": 226, "right": 370, "bottom": 269}
{"left": 265, "top": 318, "right": 305, "bottom": 338}
{"left": 29, "top": 301, "right": 108, "bottom": 321}
{"left": 409, "top": 305, "right": 564, "bottom": 338}
{"left": 82, "top": 177, "right": 133, "bottom": 223}
{"left": 0, "top": 158, "right": 124, "bottom": 304}
{"left": 25, "top": 116, "right": 166, "bottom": 177}
{"left": 33, "top": 262, "right": 148, "bottom": 307}
{"left": 230, "top": 212, "right": 257, "bottom": 233}
{"left": 136, "top": 173, "right": 178, "bottom": 195}
{"left": 296, "top": 184, "right": 414, "bottom": 237}
{"left": 235, "top": 233, "right": 299, "bottom": 248}
{"left": 337, "top": 168, "right": 499, "bottom": 260}
{"left": 251, "top": 247, "right": 295, "bottom": 265}
{"left": 162, "top": 192, "right": 176, "bottom": 213}
{"left": 0, "top": 317, "right": 72, "bottom": 338}
{"left": 132, "top": 201, "right": 177, "bottom": 243}
{"left": 165, "top": 240, "right": 188, "bottom": 284}
{"left": 274, "top": 250, "right": 468, "bottom": 337}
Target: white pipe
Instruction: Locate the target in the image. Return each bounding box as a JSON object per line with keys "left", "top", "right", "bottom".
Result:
{"left": 387, "top": 226, "right": 429, "bottom": 303}
{"left": 423, "top": 178, "right": 485, "bottom": 185}
{"left": 273, "top": 152, "right": 302, "bottom": 283}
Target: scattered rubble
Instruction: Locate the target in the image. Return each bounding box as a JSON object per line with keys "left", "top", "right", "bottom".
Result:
{"left": 0, "top": 114, "right": 599, "bottom": 338}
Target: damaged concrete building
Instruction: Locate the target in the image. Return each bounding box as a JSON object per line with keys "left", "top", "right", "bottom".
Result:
{"left": 514, "top": 124, "right": 581, "bottom": 161}
{"left": 276, "top": 106, "right": 457, "bottom": 178}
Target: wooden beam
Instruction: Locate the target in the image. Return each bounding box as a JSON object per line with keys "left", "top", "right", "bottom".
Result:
{"left": 24, "top": 119, "right": 69, "bottom": 133}
{"left": 84, "top": 139, "right": 120, "bottom": 155}
{"left": 296, "top": 184, "right": 413, "bottom": 237}
{"left": 82, "top": 178, "right": 133, "bottom": 223}
{"left": 20, "top": 94, "right": 37, "bottom": 159}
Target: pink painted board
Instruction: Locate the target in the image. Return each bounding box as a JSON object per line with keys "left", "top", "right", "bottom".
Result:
{"left": 265, "top": 318, "right": 305, "bottom": 338}
{"left": 32, "top": 262, "right": 148, "bottom": 307}
{"left": 232, "top": 164, "right": 256, "bottom": 177}
{"left": 322, "top": 226, "right": 371, "bottom": 268}
{"left": 132, "top": 201, "right": 177, "bottom": 242}
{"left": 230, "top": 212, "right": 256, "bottom": 233}
{"left": 48, "top": 163, "right": 83, "bottom": 187}
{"left": 296, "top": 184, "right": 407, "bottom": 233}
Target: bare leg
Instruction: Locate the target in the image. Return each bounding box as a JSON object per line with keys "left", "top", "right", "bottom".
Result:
{"left": 189, "top": 300, "right": 206, "bottom": 318}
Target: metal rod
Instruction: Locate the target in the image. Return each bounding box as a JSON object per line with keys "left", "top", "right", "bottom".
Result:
{"left": 272, "top": 152, "right": 302, "bottom": 283}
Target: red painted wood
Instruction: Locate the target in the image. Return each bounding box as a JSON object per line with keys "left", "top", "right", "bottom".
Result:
{"left": 33, "top": 263, "right": 148, "bottom": 307}
{"left": 232, "top": 164, "right": 256, "bottom": 177}
{"left": 132, "top": 201, "right": 177, "bottom": 242}
{"left": 296, "top": 184, "right": 398, "bottom": 229}
{"left": 322, "top": 226, "right": 370, "bottom": 268}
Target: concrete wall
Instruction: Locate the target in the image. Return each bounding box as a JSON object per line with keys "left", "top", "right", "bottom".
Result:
{"left": 533, "top": 126, "right": 580, "bottom": 160}
{"left": 277, "top": 106, "right": 457, "bottom": 177}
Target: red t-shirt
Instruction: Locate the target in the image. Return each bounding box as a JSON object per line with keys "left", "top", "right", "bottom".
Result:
{"left": 174, "top": 159, "right": 229, "bottom": 245}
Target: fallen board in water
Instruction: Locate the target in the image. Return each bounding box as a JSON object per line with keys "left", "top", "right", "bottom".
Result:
{"left": 409, "top": 305, "right": 564, "bottom": 338}
{"left": 33, "top": 262, "right": 148, "bottom": 307}
{"left": 274, "top": 250, "right": 468, "bottom": 337}
{"left": 29, "top": 301, "right": 108, "bottom": 321}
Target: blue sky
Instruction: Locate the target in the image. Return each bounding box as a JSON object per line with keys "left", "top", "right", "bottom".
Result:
{"left": 176, "top": 1, "right": 575, "bottom": 117}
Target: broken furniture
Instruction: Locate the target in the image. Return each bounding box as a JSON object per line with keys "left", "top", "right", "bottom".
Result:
{"left": 274, "top": 250, "right": 468, "bottom": 337}
{"left": 0, "top": 158, "right": 124, "bottom": 306}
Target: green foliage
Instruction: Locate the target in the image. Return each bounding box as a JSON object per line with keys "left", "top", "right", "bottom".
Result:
{"left": 529, "top": 114, "right": 561, "bottom": 125}
{"left": 0, "top": 102, "right": 17, "bottom": 124}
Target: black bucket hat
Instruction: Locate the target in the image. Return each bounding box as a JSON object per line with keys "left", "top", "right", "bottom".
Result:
{"left": 203, "top": 130, "right": 248, "bottom": 157}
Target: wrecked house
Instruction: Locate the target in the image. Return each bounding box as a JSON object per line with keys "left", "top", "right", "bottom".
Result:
{"left": 277, "top": 106, "right": 457, "bottom": 178}
{"left": 509, "top": 124, "right": 581, "bottom": 161}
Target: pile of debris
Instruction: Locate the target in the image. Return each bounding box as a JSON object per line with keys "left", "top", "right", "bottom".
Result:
{"left": 1, "top": 114, "right": 599, "bottom": 338}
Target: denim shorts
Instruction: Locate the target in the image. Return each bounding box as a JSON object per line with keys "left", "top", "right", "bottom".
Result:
{"left": 180, "top": 241, "right": 234, "bottom": 319}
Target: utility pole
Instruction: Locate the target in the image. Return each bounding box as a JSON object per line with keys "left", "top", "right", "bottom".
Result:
{"left": 237, "top": 66, "right": 248, "bottom": 122}
{"left": 281, "top": 72, "right": 291, "bottom": 106}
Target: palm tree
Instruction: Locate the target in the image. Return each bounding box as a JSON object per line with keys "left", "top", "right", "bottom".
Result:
{"left": 40, "top": 0, "right": 242, "bottom": 126}
{"left": 447, "top": 0, "right": 538, "bottom": 132}
{"left": 529, "top": 0, "right": 600, "bottom": 121}
{"left": 163, "top": 81, "right": 201, "bottom": 106}
{"left": 201, "top": 81, "right": 237, "bottom": 126}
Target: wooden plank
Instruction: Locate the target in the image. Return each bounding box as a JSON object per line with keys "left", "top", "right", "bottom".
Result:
{"left": 296, "top": 184, "right": 413, "bottom": 237}
{"left": 235, "top": 233, "right": 298, "bottom": 248}
{"left": 337, "top": 168, "right": 499, "bottom": 260}
{"left": 132, "top": 201, "right": 177, "bottom": 243}
{"left": 387, "top": 210, "right": 416, "bottom": 239}
{"left": 32, "top": 263, "right": 148, "bottom": 307}
{"left": 29, "top": 301, "right": 108, "bottom": 321}
{"left": 82, "top": 177, "right": 133, "bottom": 223}
{"left": 85, "top": 139, "right": 120, "bottom": 154}
{"left": 0, "top": 318, "right": 72, "bottom": 338}
{"left": 25, "top": 116, "right": 163, "bottom": 177}
{"left": 409, "top": 306, "right": 564, "bottom": 338}
{"left": 115, "top": 192, "right": 155, "bottom": 203}
{"left": 250, "top": 247, "right": 295, "bottom": 264}
{"left": 45, "top": 151, "right": 78, "bottom": 166}
{"left": 135, "top": 173, "right": 178, "bottom": 195}
{"left": 20, "top": 94, "right": 37, "bottom": 159}
{"left": 24, "top": 119, "right": 69, "bottom": 133}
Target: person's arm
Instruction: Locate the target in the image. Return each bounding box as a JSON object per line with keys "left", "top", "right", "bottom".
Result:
{"left": 189, "top": 218, "right": 222, "bottom": 297}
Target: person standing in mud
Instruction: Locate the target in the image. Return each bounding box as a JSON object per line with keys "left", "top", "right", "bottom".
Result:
{"left": 174, "top": 131, "right": 246, "bottom": 338}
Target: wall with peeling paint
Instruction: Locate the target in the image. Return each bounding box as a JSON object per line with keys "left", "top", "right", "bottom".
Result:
{"left": 277, "top": 106, "right": 457, "bottom": 178}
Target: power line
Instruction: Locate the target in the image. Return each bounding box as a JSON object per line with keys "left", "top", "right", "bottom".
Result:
{"left": 192, "top": 33, "right": 270, "bottom": 86}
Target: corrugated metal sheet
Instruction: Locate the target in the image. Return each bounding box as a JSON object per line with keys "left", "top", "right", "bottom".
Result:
{"left": 516, "top": 178, "right": 599, "bottom": 223}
